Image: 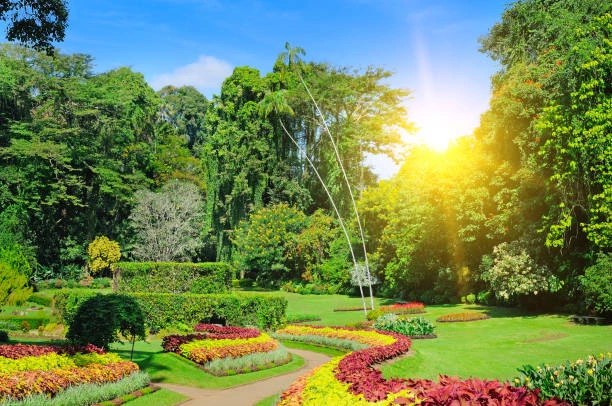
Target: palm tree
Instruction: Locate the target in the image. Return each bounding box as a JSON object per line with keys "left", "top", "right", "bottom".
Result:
{"left": 276, "top": 43, "right": 375, "bottom": 310}
{"left": 259, "top": 89, "right": 370, "bottom": 314}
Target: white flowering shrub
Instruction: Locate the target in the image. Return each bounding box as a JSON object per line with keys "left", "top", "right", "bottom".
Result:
{"left": 481, "top": 241, "right": 558, "bottom": 300}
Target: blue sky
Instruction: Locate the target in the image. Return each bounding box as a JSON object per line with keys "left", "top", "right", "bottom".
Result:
{"left": 30, "top": 0, "right": 510, "bottom": 177}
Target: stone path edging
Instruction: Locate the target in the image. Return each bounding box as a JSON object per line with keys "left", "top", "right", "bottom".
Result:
{"left": 157, "top": 349, "right": 332, "bottom": 406}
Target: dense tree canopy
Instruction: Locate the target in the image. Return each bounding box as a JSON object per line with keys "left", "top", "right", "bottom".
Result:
{"left": 0, "top": 0, "right": 68, "bottom": 52}
{"left": 0, "top": 0, "right": 609, "bottom": 313}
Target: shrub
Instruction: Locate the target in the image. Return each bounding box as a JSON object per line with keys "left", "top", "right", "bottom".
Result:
{"left": 0, "top": 263, "right": 32, "bottom": 307}
{"left": 515, "top": 353, "right": 612, "bottom": 405}
{"left": 481, "top": 241, "right": 559, "bottom": 301}
{"left": 580, "top": 254, "right": 612, "bottom": 315}
{"left": 88, "top": 236, "right": 121, "bottom": 275}
{"left": 114, "top": 262, "right": 234, "bottom": 294}
{"left": 27, "top": 293, "right": 53, "bottom": 307}
{"left": 373, "top": 314, "right": 436, "bottom": 337}
{"left": 366, "top": 309, "right": 385, "bottom": 321}
{"left": 66, "top": 294, "right": 146, "bottom": 350}
{"left": 19, "top": 320, "right": 30, "bottom": 332}
{"left": 0, "top": 330, "right": 8, "bottom": 342}
{"left": 466, "top": 293, "right": 476, "bottom": 304}
{"left": 436, "top": 312, "right": 491, "bottom": 322}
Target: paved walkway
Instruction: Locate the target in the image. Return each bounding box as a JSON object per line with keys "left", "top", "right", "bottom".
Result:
{"left": 157, "top": 349, "right": 331, "bottom": 406}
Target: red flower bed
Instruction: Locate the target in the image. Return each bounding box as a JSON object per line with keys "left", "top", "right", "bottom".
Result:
{"left": 162, "top": 324, "right": 262, "bottom": 353}
{"left": 0, "top": 343, "right": 107, "bottom": 359}
{"left": 193, "top": 323, "right": 260, "bottom": 339}
{"left": 162, "top": 333, "right": 209, "bottom": 353}
{"left": 379, "top": 302, "right": 425, "bottom": 311}
{"left": 405, "top": 376, "right": 568, "bottom": 405}
{"left": 280, "top": 325, "right": 569, "bottom": 405}
{"left": 335, "top": 330, "right": 412, "bottom": 401}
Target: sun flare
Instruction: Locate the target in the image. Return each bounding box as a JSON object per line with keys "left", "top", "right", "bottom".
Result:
{"left": 411, "top": 109, "right": 475, "bottom": 152}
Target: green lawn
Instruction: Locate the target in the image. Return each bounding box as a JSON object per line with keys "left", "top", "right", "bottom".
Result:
{"left": 110, "top": 340, "right": 306, "bottom": 389}
{"left": 378, "top": 304, "right": 612, "bottom": 381}
{"left": 123, "top": 388, "right": 188, "bottom": 406}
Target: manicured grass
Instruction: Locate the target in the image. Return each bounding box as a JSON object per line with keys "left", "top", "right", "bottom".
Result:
{"left": 254, "top": 393, "right": 281, "bottom": 406}
{"left": 381, "top": 304, "right": 612, "bottom": 381}
{"left": 111, "top": 340, "right": 306, "bottom": 389}
{"left": 123, "top": 388, "right": 188, "bottom": 406}
{"left": 244, "top": 290, "right": 392, "bottom": 326}
{"left": 281, "top": 340, "right": 348, "bottom": 357}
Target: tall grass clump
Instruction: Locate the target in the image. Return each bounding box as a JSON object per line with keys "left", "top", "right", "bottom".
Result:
{"left": 203, "top": 346, "right": 291, "bottom": 375}
{"left": 272, "top": 332, "right": 367, "bottom": 351}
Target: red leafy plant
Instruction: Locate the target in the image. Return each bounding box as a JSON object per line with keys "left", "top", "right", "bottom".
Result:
{"left": 0, "top": 343, "right": 105, "bottom": 359}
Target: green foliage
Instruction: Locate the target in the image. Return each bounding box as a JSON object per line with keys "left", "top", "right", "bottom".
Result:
{"left": 373, "top": 313, "right": 436, "bottom": 337}
{"left": 87, "top": 236, "right": 121, "bottom": 274}
{"left": 0, "top": 314, "right": 49, "bottom": 330}
{"left": 0, "top": 330, "right": 8, "bottom": 342}
{"left": 129, "top": 292, "right": 287, "bottom": 331}
{"left": 580, "top": 254, "right": 612, "bottom": 315}
{"left": 0, "top": 262, "right": 32, "bottom": 307}
{"left": 515, "top": 353, "right": 612, "bottom": 405}
{"left": 114, "top": 262, "right": 234, "bottom": 294}
{"left": 52, "top": 289, "right": 100, "bottom": 325}
{"left": 0, "top": 0, "right": 68, "bottom": 53}
{"left": 66, "top": 293, "right": 146, "bottom": 349}
{"left": 232, "top": 203, "right": 307, "bottom": 285}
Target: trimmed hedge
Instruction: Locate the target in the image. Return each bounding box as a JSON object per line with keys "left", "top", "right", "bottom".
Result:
{"left": 130, "top": 292, "right": 287, "bottom": 331}
{"left": 53, "top": 289, "right": 99, "bottom": 325}
{"left": 113, "top": 262, "right": 234, "bottom": 294}
{"left": 27, "top": 293, "right": 53, "bottom": 307}
{"left": 53, "top": 290, "right": 287, "bottom": 332}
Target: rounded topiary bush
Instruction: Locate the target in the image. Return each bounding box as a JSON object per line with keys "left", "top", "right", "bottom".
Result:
{"left": 66, "top": 294, "right": 146, "bottom": 350}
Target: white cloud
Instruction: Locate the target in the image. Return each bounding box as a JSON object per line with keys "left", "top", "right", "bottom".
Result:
{"left": 149, "top": 55, "right": 233, "bottom": 94}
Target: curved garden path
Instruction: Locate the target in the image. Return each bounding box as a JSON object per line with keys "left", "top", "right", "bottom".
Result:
{"left": 157, "top": 349, "right": 331, "bottom": 405}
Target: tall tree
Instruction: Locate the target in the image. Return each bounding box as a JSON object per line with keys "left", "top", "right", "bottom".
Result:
{"left": 129, "top": 181, "right": 204, "bottom": 262}
{"left": 0, "top": 0, "right": 68, "bottom": 52}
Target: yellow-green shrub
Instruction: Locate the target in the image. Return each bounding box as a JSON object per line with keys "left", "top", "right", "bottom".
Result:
{"left": 88, "top": 236, "right": 121, "bottom": 274}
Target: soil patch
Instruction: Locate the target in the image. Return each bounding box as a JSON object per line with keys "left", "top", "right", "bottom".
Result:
{"left": 522, "top": 331, "right": 569, "bottom": 343}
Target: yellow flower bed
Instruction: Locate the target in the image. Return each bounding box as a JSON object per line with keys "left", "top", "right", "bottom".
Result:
{"left": 0, "top": 352, "right": 122, "bottom": 374}
{"left": 279, "top": 357, "right": 418, "bottom": 406}
{"left": 179, "top": 333, "right": 274, "bottom": 357}
{"left": 276, "top": 325, "right": 395, "bottom": 347}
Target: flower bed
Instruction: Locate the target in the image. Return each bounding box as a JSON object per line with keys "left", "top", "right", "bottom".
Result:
{"left": 379, "top": 302, "right": 426, "bottom": 315}
{"left": 514, "top": 353, "right": 612, "bottom": 405}
{"left": 436, "top": 312, "right": 491, "bottom": 322}
{"left": 277, "top": 325, "right": 567, "bottom": 405}
{"left": 0, "top": 343, "right": 140, "bottom": 401}
{"left": 163, "top": 324, "right": 290, "bottom": 375}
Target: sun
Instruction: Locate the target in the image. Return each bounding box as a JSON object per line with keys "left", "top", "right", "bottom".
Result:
{"left": 411, "top": 110, "right": 475, "bottom": 152}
